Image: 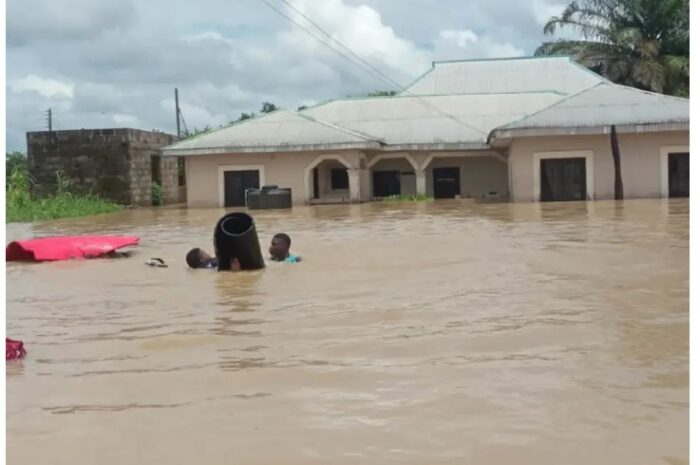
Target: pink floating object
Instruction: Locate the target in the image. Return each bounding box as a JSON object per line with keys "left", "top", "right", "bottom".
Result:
{"left": 6, "top": 338, "right": 27, "bottom": 360}
{"left": 6, "top": 235, "right": 140, "bottom": 262}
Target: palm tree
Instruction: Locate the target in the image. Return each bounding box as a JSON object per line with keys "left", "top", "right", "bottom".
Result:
{"left": 535, "top": 0, "right": 689, "bottom": 96}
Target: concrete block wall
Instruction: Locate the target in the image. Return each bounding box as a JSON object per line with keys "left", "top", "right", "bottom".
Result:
{"left": 27, "top": 128, "right": 179, "bottom": 206}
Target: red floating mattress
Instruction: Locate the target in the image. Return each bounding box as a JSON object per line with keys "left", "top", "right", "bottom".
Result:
{"left": 6, "top": 235, "right": 140, "bottom": 262}
{"left": 6, "top": 338, "right": 27, "bottom": 360}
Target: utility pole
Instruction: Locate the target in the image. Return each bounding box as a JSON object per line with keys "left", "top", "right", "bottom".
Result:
{"left": 174, "top": 88, "right": 181, "bottom": 138}
{"left": 46, "top": 108, "right": 52, "bottom": 131}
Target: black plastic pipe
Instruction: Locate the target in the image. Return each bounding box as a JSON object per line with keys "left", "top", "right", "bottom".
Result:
{"left": 213, "top": 212, "right": 265, "bottom": 271}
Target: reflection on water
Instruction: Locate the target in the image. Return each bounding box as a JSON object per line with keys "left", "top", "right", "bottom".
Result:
{"left": 6, "top": 199, "right": 688, "bottom": 465}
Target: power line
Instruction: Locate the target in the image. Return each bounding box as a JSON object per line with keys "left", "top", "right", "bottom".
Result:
{"left": 260, "top": 0, "right": 487, "bottom": 136}
{"left": 258, "top": 0, "right": 394, "bottom": 87}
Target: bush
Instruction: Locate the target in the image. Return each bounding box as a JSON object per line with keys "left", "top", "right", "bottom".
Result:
{"left": 6, "top": 167, "right": 122, "bottom": 223}
{"left": 382, "top": 194, "right": 434, "bottom": 202}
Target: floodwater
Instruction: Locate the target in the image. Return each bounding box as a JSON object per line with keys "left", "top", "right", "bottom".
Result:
{"left": 6, "top": 199, "right": 688, "bottom": 465}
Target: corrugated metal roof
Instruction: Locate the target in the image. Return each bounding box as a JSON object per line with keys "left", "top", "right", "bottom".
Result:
{"left": 161, "top": 57, "right": 688, "bottom": 156}
{"left": 303, "top": 91, "right": 563, "bottom": 146}
{"left": 491, "top": 82, "right": 689, "bottom": 137}
{"left": 402, "top": 56, "right": 604, "bottom": 96}
{"left": 162, "top": 110, "right": 382, "bottom": 155}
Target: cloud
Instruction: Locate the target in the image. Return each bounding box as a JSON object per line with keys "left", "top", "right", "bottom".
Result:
{"left": 6, "top": 0, "right": 136, "bottom": 47}
{"left": 9, "top": 75, "right": 75, "bottom": 99}
{"left": 5, "top": 0, "right": 575, "bottom": 152}
{"left": 434, "top": 29, "right": 526, "bottom": 59}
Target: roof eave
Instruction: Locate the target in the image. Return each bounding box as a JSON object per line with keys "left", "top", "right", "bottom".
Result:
{"left": 491, "top": 121, "right": 689, "bottom": 140}
{"left": 162, "top": 141, "right": 383, "bottom": 156}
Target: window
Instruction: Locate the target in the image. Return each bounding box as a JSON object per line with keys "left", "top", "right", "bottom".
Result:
{"left": 331, "top": 168, "right": 349, "bottom": 189}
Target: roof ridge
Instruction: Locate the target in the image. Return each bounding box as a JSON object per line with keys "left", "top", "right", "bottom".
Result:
{"left": 609, "top": 82, "right": 690, "bottom": 103}
{"left": 294, "top": 112, "right": 386, "bottom": 144}
{"left": 487, "top": 82, "right": 606, "bottom": 139}
{"left": 166, "top": 109, "right": 287, "bottom": 148}
{"left": 432, "top": 55, "right": 572, "bottom": 65}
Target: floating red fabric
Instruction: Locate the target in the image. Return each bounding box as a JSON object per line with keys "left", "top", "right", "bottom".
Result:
{"left": 6, "top": 235, "right": 140, "bottom": 262}
{"left": 6, "top": 338, "right": 27, "bottom": 360}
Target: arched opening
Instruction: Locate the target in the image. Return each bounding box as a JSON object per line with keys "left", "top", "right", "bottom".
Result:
{"left": 303, "top": 154, "right": 353, "bottom": 203}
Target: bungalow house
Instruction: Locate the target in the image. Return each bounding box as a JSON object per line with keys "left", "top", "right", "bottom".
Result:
{"left": 162, "top": 56, "right": 689, "bottom": 207}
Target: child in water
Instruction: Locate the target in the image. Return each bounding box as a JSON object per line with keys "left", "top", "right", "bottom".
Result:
{"left": 269, "top": 233, "right": 301, "bottom": 263}
{"left": 186, "top": 248, "right": 241, "bottom": 270}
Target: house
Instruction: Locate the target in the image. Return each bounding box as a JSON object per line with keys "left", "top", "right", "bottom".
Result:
{"left": 161, "top": 56, "right": 689, "bottom": 207}
{"left": 27, "top": 128, "right": 186, "bottom": 206}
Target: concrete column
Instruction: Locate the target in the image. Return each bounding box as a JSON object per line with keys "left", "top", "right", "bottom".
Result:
{"left": 416, "top": 170, "right": 427, "bottom": 195}
{"left": 348, "top": 168, "right": 361, "bottom": 202}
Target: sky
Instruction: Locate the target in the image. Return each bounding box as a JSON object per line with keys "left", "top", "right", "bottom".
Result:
{"left": 5, "top": 0, "right": 568, "bottom": 153}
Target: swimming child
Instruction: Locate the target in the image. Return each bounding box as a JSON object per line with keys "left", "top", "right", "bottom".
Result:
{"left": 269, "top": 233, "right": 301, "bottom": 263}
{"left": 186, "top": 248, "right": 241, "bottom": 270}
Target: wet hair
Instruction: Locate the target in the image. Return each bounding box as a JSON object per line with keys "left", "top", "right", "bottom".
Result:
{"left": 273, "top": 233, "right": 291, "bottom": 249}
{"left": 186, "top": 248, "right": 203, "bottom": 269}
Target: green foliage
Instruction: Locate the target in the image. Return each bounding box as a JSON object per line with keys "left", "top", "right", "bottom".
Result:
{"left": 181, "top": 125, "right": 212, "bottom": 139}
{"left": 382, "top": 194, "right": 434, "bottom": 202}
{"left": 6, "top": 151, "right": 27, "bottom": 186}
{"left": 260, "top": 102, "right": 278, "bottom": 113}
{"left": 535, "top": 0, "right": 689, "bottom": 96}
{"left": 296, "top": 105, "right": 308, "bottom": 111}
{"left": 151, "top": 182, "right": 164, "bottom": 206}
{"left": 6, "top": 166, "right": 121, "bottom": 223}
{"left": 237, "top": 112, "right": 255, "bottom": 121}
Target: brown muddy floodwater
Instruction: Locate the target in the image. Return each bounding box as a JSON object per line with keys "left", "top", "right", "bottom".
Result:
{"left": 6, "top": 199, "right": 688, "bottom": 465}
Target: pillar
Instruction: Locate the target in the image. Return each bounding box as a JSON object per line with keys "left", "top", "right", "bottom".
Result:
{"left": 348, "top": 168, "right": 361, "bottom": 202}
{"left": 416, "top": 170, "right": 427, "bottom": 196}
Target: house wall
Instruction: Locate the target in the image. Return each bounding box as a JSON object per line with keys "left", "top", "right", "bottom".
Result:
{"left": 424, "top": 156, "right": 509, "bottom": 198}
{"left": 26, "top": 128, "right": 177, "bottom": 206}
{"left": 186, "top": 152, "right": 321, "bottom": 207}
{"left": 509, "top": 131, "right": 689, "bottom": 202}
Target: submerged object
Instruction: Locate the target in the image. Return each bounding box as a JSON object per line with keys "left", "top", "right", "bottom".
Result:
{"left": 145, "top": 257, "right": 168, "bottom": 268}
{"left": 214, "top": 212, "right": 265, "bottom": 271}
{"left": 246, "top": 185, "right": 293, "bottom": 210}
{"left": 6, "top": 338, "right": 27, "bottom": 360}
{"left": 6, "top": 235, "right": 140, "bottom": 262}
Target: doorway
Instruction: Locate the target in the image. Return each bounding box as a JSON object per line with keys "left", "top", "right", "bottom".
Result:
{"left": 432, "top": 167, "right": 461, "bottom": 199}
{"left": 372, "top": 170, "right": 401, "bottom": 197}
{"left": 668, "top": 152, "right": 689, "bottom": 198}
{"left": 540, "top": 158, "right": 587, "bottom": 201}
{"left": 223, "top": 170, "right": 260, "bottom": 207}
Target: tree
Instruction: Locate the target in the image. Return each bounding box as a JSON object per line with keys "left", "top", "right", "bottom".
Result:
{"left": 180, "top": 126, "right": 212, "bottom": 139}
{"left": 6, "top": 152, "right": 27, "bottom": 186}
{"left": 367, "top": 90, "right": 398, "bottom": 97}
{"left": 237, "top": 112, "right": 254, "bottom": 121}
{"left": 260, "top": 102, "right": 278, "bottom": 113}
{"left": 297, "top": 105, "right": 308, "bottom": 111}
{"left": 535, "top": 0, "right": 689, "bottom": 96}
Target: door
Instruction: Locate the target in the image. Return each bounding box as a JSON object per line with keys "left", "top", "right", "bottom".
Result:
{"left": 373, "top": 170, "right": 401, "bottom": 197}
{"left": 433, "top": 167, "right": 461, "bottom": 199}
{"left": 224, "top": 170, "right": 260, "bottom": 207}
{"left": 540, "top": 158, "right": 587, "bottom": 201}
{"left": 668, "top": 152, "right": 689, "bottom": 198}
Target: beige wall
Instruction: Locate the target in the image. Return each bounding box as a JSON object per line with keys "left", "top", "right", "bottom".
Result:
{"left": 186, "top": 152, "right": 316, "bottom": 207}
{"left": 509, "top": 131, "right": 689, "bottom": 202}
{"left": 424, "top": 156, "right": 509, "bottom": 198}
{"left": 185, "top": 150, "right": 368, "bottom": 207}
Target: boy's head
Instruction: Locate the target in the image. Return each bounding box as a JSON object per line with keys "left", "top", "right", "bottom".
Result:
{"left": 186, "top": 247, "right": 213, "bottom": 269}
{"left": 269, "top": 233, "right": 291, "bottom": 261}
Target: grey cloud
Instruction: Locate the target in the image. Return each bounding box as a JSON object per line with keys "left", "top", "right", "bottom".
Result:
{"left": 6, "top": 0, "right": 572, "bottom": 152}
{"left": 7, "top": 0, "right": 136, "bottom": 47}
